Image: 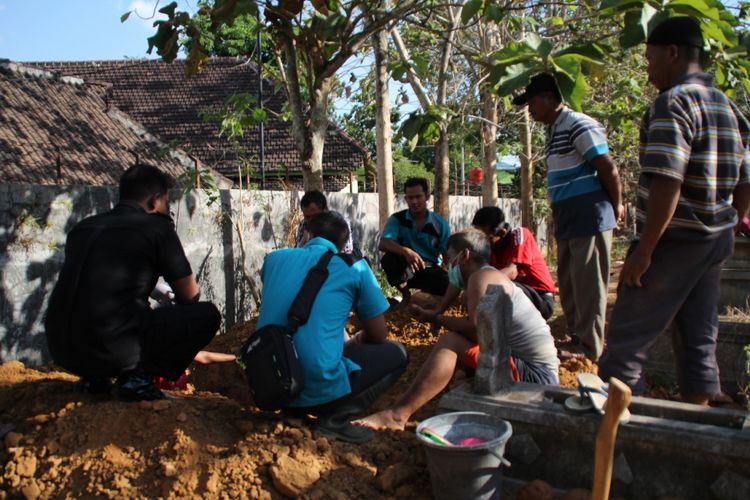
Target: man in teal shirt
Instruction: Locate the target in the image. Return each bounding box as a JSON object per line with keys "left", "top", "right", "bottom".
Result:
{"left": 380, "top": 177, "right": 451, "bottom": 301}
{"left": 257, "top": 212, "right": 408, "bottom": 442}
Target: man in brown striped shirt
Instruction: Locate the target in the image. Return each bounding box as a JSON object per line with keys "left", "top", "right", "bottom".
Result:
{"left": 600, "top": 17, "right": 750, "bottom": 406}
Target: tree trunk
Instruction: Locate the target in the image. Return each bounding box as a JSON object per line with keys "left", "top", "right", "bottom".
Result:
{"left": 520, "top": 107, "right": 534, "bottom": 228}
{"left": 479, "top": 17, "right": 500, "bottom": 207}
{"left": 433, "top": 129, "right": 450, "bottom": 217}
{"left": 374, "top": 24, "right": 394, "bottom": 229}
{"left": 480, "top": 87, "right": 499, "bottom": 206}
{"left": 432, "top": 5, "right": 460, "bottom": 219}
{"left": 301, "top": 80, "right": 331, "bottom": 191}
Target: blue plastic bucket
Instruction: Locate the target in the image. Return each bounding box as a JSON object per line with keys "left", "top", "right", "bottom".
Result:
{"left": 416, "top": 412, "right": 513, "bottom": 500}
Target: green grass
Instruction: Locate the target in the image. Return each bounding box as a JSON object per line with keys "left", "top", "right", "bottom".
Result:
{"left": 611, "top": 235, "right": 631, "bottom": 262}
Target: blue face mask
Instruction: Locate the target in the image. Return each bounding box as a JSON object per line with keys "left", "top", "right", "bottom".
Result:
{"left": 448, "top": 263, "right": 465, "bottom": 290}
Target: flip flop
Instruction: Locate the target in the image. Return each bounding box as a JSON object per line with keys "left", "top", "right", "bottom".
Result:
{"left": 577, "top": 373, "right": 610, "bottom": 414}
{"left": 576, "top": 373, "right": 631, "bottom": 424}
{"left": 564, "top": 394, "right": 594, "bottom": 413}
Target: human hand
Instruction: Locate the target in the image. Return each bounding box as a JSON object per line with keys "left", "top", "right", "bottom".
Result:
{"left": 345, "top": 330, "right": 365, "bottom": 347}
{"left": 409, "top": 304, "right": 437, "bottom": 323}
{"left": 193, "top": 351, "right": 236, "bottom": 365}
{"left": 403, "top": 247, "right": 426, "bottom": 273}
{"left": 616, "top": 203, "right": 626, "bottom": 221}
{"left": 619, "top": 249, "right": 651, "bottom": 288}
{"left": 301, "top": 229, "right": 312, "bottom": 246}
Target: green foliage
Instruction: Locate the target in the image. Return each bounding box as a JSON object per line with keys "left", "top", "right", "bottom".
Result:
{"left": 462, "top": 0, "right": 484, "bottom": 25}
{"left": 483, "top": 0, "right": 749, "bottom": 111}
{"left": 185, "top": 8, "right": 269, "bottom": 59}
{"left": 178, "top": 168, "right": 221, "bottom": 206}
{"left": 398, "top": 105, "right": 454, "bottom": 151}
{"left": 392, "top": 150, "right": 435, "bottom": 190}
{"left": 201, "top": 93, "right": 267, "bottom": 140}
{"left": 124, "top": 0, "right": 258, "bottom": 75}
{"left": 336, "top": 69, "right": 401, "bottom": 157}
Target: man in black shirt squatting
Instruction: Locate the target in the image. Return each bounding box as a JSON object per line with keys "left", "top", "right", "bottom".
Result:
{"left": 45, "top": 164, "right": 223, "bottom": 401}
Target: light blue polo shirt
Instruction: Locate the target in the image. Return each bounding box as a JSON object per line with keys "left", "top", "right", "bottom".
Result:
{"left": 381, "top": 209, "right": 450, "bottom": 265}
{"left": 257, "top": 237, "right": 389, "bottom": 407}
{"left": 545, "top": 107, "right": 616, "bottom": 240}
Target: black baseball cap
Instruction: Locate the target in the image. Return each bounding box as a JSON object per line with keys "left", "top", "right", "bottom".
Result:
{"left": 512, "top": 73, "right": 561, "bottom": 105}
{"left": 646, "top": 17, "right": 703, "bottom": 48}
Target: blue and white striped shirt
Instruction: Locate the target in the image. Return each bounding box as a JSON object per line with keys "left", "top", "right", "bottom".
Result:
{"left": 544, "top": 107, "right": 616, "bottom": 240}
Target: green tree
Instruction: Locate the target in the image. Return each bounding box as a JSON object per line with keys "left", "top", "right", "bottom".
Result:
{"left": 128, "top": 0, "right": 429, "bottom": 191}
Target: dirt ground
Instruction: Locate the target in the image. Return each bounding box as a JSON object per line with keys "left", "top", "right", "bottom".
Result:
{"left": 0, "top": 266, "right": 688, "bottom": 499}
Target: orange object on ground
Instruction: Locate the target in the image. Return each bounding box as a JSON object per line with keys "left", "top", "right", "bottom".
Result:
{"left": 464, "top": 344, "right": 520, "bottom": 382}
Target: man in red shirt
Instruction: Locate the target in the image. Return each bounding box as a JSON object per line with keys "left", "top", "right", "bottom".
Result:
{"left": 427, "top": 207, "right": 555, "bottom": 321}
{"left": 472, "top": 207, "right": 556, "bottom": 319}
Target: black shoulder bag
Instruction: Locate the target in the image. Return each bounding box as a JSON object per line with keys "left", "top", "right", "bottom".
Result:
{"left": 240, "top": 251, "right": 335, "bottom": 411}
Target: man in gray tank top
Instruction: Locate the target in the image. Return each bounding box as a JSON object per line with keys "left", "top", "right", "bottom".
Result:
{"left": 356, "top": 228, "right": 559, "bottom": 431}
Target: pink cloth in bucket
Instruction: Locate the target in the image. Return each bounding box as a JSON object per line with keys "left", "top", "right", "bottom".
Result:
{"left": 457, "top": 437, "right": 486, "bottom": 446}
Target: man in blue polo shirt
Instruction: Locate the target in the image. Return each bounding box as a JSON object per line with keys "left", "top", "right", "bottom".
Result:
{"left": 379, "top": 177, "right": 451, "bottom": 302}
{"left": 257, "top": 211, "right": 408, "bottom": 442}
{"left": 514, "top": 73, "right": 624, "bottom": 361}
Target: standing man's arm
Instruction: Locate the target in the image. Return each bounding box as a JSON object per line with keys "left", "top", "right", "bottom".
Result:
{"left": 621, "top": 175, "right": 682, "bottom": 288}
{"left": 591, "top": 154, "right": 625, "bottom": 220}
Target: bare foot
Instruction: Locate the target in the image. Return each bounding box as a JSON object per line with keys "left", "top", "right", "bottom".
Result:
{"left": 353, "top": 409, "right": 408, "bottom": 431}
{"left": 193, "top": 351, "right": 236, "bottom": 365}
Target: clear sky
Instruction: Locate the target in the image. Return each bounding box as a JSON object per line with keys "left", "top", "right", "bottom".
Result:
{"left": 0, "top": 0, "right": 185, "bottom": 62}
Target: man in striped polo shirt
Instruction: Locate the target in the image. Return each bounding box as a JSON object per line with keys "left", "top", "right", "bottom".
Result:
{"left": 600, "top": 17, "right": 750, "bottom": 405}
{"left": 514, "top": 73, "right": 624, "bottom": 361}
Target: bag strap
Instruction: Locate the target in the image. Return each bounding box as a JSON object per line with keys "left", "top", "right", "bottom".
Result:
{"left": 286, "top": 251, "right": 335, "bottom": 332}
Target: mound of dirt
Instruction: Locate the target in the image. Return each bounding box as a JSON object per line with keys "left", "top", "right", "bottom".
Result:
{"left": 0, "top": 298, "right": 454, "bottom": 499}
{"left": 0, "top": 357, "right": 433, "bottom": 499}
{"left": 0, "top": 288, "right": 675, "bottom": 498}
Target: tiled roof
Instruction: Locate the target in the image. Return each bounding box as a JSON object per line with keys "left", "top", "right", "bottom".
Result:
{"left": 30, "top": 58, "right": 368, "bottom": 177}
{"left": 0, "top": 62, "right": 191, "bottom": 186}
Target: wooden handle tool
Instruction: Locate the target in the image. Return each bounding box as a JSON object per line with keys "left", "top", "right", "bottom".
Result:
{"left": 591, "top": 377, "right": 632, "bottom": 500}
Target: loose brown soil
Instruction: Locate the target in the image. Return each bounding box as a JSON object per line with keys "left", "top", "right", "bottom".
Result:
{"left": 0, "top": 267, "right": 698, "bottom": 499}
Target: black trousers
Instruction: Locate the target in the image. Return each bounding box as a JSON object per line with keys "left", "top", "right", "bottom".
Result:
{"left": 287, "top": 341, "right": 409, "bottom": 419}
{"left": 380, "top": 251, "right": 449, "bottom": 296}
{"left": 139, "top": 301, "right": 221, "bottom": 380}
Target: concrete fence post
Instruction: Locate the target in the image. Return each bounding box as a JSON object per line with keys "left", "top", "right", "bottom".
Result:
{"left": 474, "top": 284, "right": 514, "bottom": 394}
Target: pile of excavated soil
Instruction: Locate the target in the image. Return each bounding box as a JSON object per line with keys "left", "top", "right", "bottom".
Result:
{"left": 1, "top": 287, "right": 676, "bottom": 499}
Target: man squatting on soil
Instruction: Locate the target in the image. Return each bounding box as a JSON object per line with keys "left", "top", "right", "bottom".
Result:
{"left": 356, "top": 228, "right": 559, "bottom": 431}
{"left": 45, "top": 164, "right": 230, "bottom": 402}
{"left": 379, "top": 177, "right": 451, "bottom": 303}
{"left": 599, "top": 17, "right": 750, "bottom": 406}
{"left": 258, "top": 211, "right": 409, "bottom": 443}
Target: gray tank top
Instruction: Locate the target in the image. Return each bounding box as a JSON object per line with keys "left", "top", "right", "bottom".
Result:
{"left": 507, "top": 283, "right": 560, "bottom": 375}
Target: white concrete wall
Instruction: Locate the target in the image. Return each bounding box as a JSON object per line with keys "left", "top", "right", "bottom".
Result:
{"left": 0, "top": 183, "right": 547, "bottom": 366}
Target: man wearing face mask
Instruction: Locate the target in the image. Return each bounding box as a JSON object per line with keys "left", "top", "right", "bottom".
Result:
{"left": 355, "top": 228, "right": 558, "bottom": 431}
{"left": 429, "top": 207, "right": 556, "bottom": 320}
